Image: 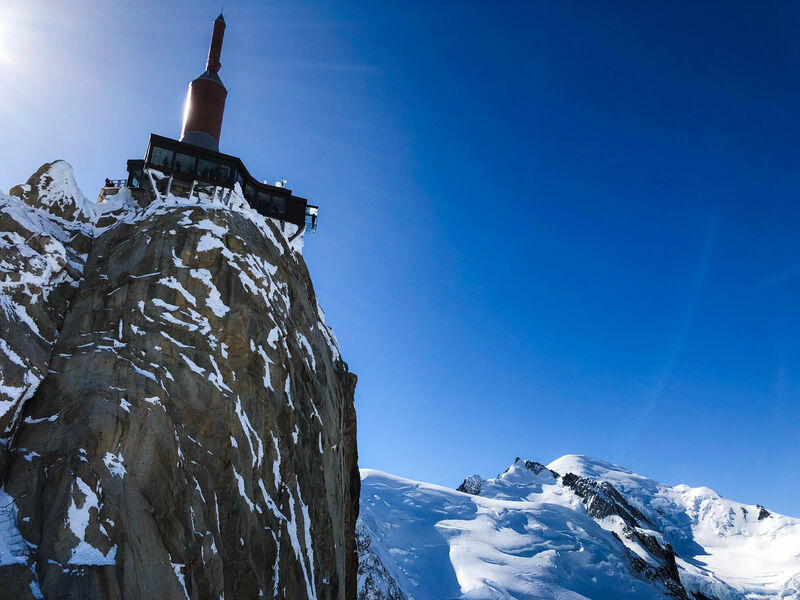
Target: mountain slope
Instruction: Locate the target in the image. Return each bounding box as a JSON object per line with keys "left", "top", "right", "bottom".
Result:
{"left": 0, "top": 162, "right": 359, "bottom": 600}
{"left": 358, "top": 456, "right": 800, "bottom": 600}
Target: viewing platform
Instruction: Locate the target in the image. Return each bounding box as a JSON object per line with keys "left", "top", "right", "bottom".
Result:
{"left": 100, "top": 14, "right": 319, "bottom": 235}
{"left": 114, "top": 134, "right": 317, "bottom": 233}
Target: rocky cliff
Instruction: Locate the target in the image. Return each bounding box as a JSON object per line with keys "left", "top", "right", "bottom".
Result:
{"left": 0, "top": 161, "right": 359, "bottom": 600}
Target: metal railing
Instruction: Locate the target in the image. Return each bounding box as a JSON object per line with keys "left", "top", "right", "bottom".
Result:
{"left": 305, "top": 205, "right": 318, "bottom": 233}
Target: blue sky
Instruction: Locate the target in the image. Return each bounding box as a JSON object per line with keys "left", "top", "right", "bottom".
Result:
{"left": 1, "top": 1, "right": 798, "bottom": 515}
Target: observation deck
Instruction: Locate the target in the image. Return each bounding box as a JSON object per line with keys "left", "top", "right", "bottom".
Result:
{"left": 125, "top": 134, "right": 318, "bottom": 232}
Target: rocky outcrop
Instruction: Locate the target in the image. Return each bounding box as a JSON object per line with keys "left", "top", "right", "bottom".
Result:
{"left": 560, "top": 472, "right": 688, "bottom": 599}
{"left": 560, "top": 472, "right": 651, "bottom": 528}
{"left": 0, "top": 162, "right": 359, "bottom": 599}
{"left": 0, "top": 162, "right": 97, "bottom": 476}
{"left": 516, "top": 457, "right": 558, "bottom": 478}
{"left": 355, "top": 520, "right": 404, "bottom": 600}
{"left": 455, "top": 475, "right": 481, "bottom": 495}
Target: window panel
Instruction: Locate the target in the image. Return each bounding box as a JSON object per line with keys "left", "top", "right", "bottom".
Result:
{"left": 217, "top": 164, "right": 230, "bottom": 183}
{"left": 174, "top": 153, "right": 196, "bottom": 175}
{"left": 151, "top": 147, "right": 173, "bottom": 169}
{"left": 197, "top": 159, "right": 218, "bottom": 180}
{"left": 257, "top": 191, "right": 272, "bottom": 212}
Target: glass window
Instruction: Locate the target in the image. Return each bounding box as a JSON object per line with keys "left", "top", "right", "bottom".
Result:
{"left": 128, "top": 169, "right": 142, "bottom": 188}
{"left": 245, "top": 184, "right": 255, "bottom": 200}
{"left": 272, "top": 195, "right": 286, "bottom": 214}
{"left": 217, "top": 164, "right": 231, "bottom": 183}
{"left": 174, "top": 153, "right": 196, "bottom": 175}
{"left": 197, "top": 159, "right": 217, "bottom": 180}
{"left": 151, "top": 147, "right": 173, "bottom": 169}
{"left": 236, "top": 171, "right": 245, "bottom": 188}
{"left": 257, "top": 191, "right": 272, "bottom": 212}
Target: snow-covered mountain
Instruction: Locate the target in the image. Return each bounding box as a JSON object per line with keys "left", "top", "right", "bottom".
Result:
{"left": 358, "top": 456, "right": 800, "bottom": 600}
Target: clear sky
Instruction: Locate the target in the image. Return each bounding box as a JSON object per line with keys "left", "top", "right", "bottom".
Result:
{"left": 1, "top": 1, "right": 798, "bottom": 515}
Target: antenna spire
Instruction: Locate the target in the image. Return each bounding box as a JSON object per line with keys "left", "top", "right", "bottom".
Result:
{"left": 206, "top": 12, "right": 226, "bottom": 73}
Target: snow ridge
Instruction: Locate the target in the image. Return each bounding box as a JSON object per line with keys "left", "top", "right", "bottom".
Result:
{"left": 359, "top": 456, "right": 800, "bottom": 600}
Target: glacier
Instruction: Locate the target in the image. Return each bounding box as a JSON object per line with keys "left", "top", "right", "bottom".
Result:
{"left": 358, "top": 455, "right": 800, "bottom": 600}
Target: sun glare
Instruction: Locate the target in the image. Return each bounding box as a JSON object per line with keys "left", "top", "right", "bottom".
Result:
{"left": 0, "top": 23, "right": 9, "bottom": 65}
{"left": 0, "top": 7, "right": 25, "bottom": 70}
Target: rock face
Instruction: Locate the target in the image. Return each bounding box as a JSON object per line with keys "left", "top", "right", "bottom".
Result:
{"left": 0, "top": 162, "right": 359, "bottom": 600}
{"left": 560, "top": 472, "right": 688, "bottom": 599}
{"left": 0, "top": 162, "right": 96, "bottom": 476}
{"left": 455, "top": 475, "right": 480, "bottom": 496}
{"left": 355, "top": 520, "right": 404, "bottom": 600}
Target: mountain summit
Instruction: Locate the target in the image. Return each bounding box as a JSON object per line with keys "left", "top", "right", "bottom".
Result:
{"left": 0, "top": 161, "right": 359, "bottom": 599}
{"left": 358, "top": 455, "right": 800, "bottom": 600}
